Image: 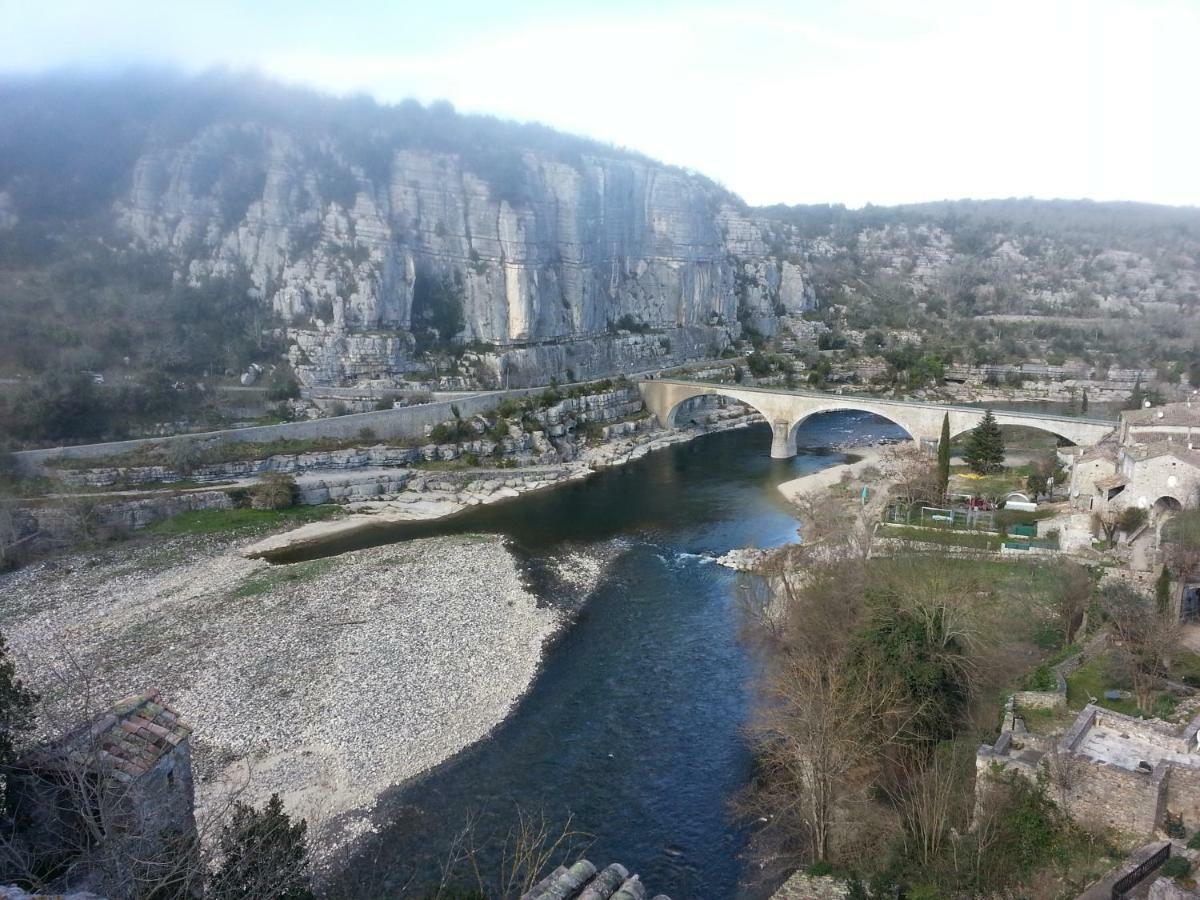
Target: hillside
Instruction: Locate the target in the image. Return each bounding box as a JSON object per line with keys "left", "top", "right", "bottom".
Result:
{"left": 2, "top": 71, "right": 1200, "bottom": 445}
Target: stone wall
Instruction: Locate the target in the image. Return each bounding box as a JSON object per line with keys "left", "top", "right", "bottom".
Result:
{"left": 18, "top": 491, "right": 235, "bottom": 550}
{"left": 1012, "top": 690, "right": 1066, "bottom": 710}
{"left": 1060, "top": 757, "right": 1165, "bottom": 835}
{"left": 1166, "top": 765, "right": 1200, "bottom": 831}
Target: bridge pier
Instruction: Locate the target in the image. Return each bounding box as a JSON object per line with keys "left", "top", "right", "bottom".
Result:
{"left": 770, "top": 421, "right": 797, "bottom": 459}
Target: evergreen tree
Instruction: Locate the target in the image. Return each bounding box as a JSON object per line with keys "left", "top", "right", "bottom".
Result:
{"left": 962, "top": 409, "right": 1005, "bottom": 474}
{"left": 0, "top": 629, "right": 38, "bottom": 809}
{"left": 936, "top": 413, "right": 951, "bottom": 498}
{"left": 210, "top": 794, "right": 314, "bottom": 900}
{"left": 1081, "top": 389, "right": 1089, "bottom": 414}
{"left": 1156, "top": 566, "right": 1172, "bottom": 614}
{"left": 1126, "top": 376, "right": 1146, "bottom": 411}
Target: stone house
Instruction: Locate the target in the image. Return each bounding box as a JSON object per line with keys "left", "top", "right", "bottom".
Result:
{"left": 979, "top": 704, "right": 1200, "bottom": 836}
{"left": 1063, "top": 403, "right": 1200, "bottom": 517}
{"left": 1109, "top": 444, "right": 1200, "bottom": 514}
{"left": 6, "top": 690, "right": 196, "bottom": 897}
{"left": 1065, "top": 445, "right": 1119, "bottom": 511}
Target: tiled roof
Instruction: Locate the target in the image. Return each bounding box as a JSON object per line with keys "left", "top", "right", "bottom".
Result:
{"left": 1121, "top": 442, "right": 1200, "bottom": 466}
{"left": 1122, "top": 402, "right": 1200, "bottom": 426}
{"left": 1095, "top": 474, "right": 1129, "bottom": 491}
{"left": 24, "top": 689, "right": 191, "bottom": 783}
{"left": 522, "top": 860, "right": 670, "bottom": 900}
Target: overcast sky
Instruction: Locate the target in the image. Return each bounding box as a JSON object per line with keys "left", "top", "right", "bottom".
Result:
{"left": 3, "top": 0, "right": 1198, "bottom": 208}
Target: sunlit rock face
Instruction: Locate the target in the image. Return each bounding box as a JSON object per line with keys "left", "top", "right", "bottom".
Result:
{"left": 117, "top": 123, "right": 807, "bottom": 384}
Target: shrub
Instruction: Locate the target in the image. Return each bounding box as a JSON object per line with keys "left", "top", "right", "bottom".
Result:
{"left": 495, "top": 398, "right": 522, "bottom": 418}
{"left": 357, "top": 427, "right": 377, "bottom": 443}
{"left": 265, "top": 364, "right": 301, "bottom": 402}
{"left": 251, "top": 473, "right": 298, "bottom": 510}
{"left": 209, "top": 793, "right": 314, "bottom": 899}
{"left": 1119, "top": 506, "right": 1148, "bottom": 533}
{"left": 1162, "top": 856, "right": 1192, "bottom": 879}
{"left": 1023, "top": 664, "right": 1056, "bottom": 692}
{"left": 167, "top": 438, "right": 201, "bottom": 476}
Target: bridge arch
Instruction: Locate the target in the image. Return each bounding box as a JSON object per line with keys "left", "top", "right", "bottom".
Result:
{"left": 661, "top": 391, "right": 777, "bottom": 432}
{"left": 947, "top": 421, "right": 1080, "bottom": 447}
{"left": 788, "top": 405, "right": 919, "bottom": 447}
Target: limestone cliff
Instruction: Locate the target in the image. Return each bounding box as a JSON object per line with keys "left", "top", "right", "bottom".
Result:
{"left": 110, "top": 114, "right": 810, "bottom": 385}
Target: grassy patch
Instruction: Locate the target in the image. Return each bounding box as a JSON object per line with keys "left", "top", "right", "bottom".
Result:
{"left": 1018, "top": 705, "right": 1073, "bottom": 735}
{"left": 145, "top": 505, "right": 340, "bottom": 536}
{"left": 949, "top": 467, "right": 1027, "bottom": 497}
{"left": 1065, "top": 657, "right": 1140, "bottom": 715}
{"left": 880, "top": 523, "right": 1005, "bottom": 550}
{"left": 232, "top": 558, "right": 336, "bottom": 598}
{"left": 1169, "top": 650, "right": 1200, "bottom": 688}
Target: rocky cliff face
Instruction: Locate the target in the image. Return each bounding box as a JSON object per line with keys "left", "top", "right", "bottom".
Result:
{"left": 112, "top": 120, "right": 812, "bottom": 386}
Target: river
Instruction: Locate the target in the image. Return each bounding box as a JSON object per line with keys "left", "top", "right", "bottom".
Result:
{"left": 316, "top": 412, "right": 907, "bottom": 899}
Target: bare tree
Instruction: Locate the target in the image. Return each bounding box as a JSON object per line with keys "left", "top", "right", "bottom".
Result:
{"left": 1099, "top": 582, "right": 1180, "bottom": 712}
{"left": 879, "top": 444, "right": 943, "bottom": 509}
{"left": 432, "top": 807, "right": 592, "bottom": 900}
{"left": 884, "top": 744, "right": 970, "bottom": 868}
{"left": 747, "top": 644, "right": 913, "bottom": 864}
{"left": 1056, "top": 562, "right": 1093, "bottom": 647}
{"left": 1092, "top": 508, "right": 1121, "bottom": 548}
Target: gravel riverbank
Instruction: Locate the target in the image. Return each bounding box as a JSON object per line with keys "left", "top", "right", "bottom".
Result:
{"left": 0, "top": 530, "right": 558, "bottom": 856}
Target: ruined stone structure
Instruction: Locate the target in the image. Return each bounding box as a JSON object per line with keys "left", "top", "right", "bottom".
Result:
{"left": 7, "top": 691, "right": 196, "bottom": 896}
{"left": 640, "top": 379, "right": 1118, "bottom": 458}
{"left": 979, "top": 703, "right": 1200, "bottom": 837}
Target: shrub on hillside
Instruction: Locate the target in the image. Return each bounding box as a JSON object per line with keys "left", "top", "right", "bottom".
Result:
{"left": 251, "top": 473, "right": 298, "bottom": 510}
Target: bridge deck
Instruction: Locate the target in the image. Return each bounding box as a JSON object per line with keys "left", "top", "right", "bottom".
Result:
{"left": 645, "top": 378, "right": 1119, "bottom": 427}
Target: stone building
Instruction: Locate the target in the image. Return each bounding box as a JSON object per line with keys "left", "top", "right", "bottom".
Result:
{"left": 6, "top": 690, "right": 196, "bottom": 897}
{"left": 1065, "top": 445, "right": 1119, "bottom": 510}
{"left": 979, "top": 704, "right": 1200, "bottom": 836}
{"left": 1065, "top": 402, "right": 1200, "bottom": 516}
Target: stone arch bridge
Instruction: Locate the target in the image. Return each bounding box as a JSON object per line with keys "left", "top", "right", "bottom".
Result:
{"left": 639, "top": 379, "right": 1117, "bottom": 458}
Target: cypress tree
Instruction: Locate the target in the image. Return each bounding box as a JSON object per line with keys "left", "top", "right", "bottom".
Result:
{"left": 1156, "top": 566, "right": 1172, "bottom": 614}
{"left": 962, "top": 409, "right": 1005, "bottom": 474}
{"left": 936, "top": 413, "right": 951, "bottom": 497}
{"left": 1127, "top": 376, "right": 1146, "bottom": 411}
{"left": 1081, "top": 389, "right": 1089, "bottom": 414}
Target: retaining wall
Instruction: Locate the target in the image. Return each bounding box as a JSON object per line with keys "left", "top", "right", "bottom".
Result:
{"left": 10, "top": 387, "right": 550, "bottom": 473}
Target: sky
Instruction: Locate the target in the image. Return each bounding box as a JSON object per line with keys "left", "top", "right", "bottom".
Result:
{"left": 2, "top": 0, "right": 1199, "bottom": 208}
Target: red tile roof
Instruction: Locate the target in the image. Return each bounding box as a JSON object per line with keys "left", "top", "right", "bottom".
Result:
{"left": 24, "top": 689, "right": 191, "bottom": 782}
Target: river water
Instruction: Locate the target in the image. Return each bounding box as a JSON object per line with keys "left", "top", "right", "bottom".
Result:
{"left": 319, "top": 412, "right": 906, "bottom": 899}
